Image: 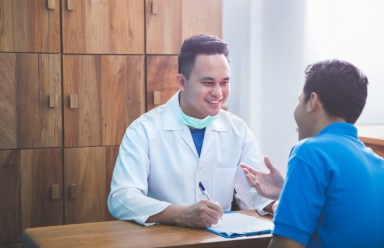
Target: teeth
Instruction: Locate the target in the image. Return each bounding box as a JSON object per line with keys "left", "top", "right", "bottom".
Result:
{"left": 206, "top": 99, "right": 221, "bottom": 104}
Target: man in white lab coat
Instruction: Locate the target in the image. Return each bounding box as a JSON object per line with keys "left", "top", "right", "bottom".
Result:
{"left": 108, "top": 34, "right": 274, "bottom": 228}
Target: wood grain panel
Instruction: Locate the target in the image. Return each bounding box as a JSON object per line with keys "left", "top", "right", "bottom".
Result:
{"left": 146, "top": 0, "right": 182, "bottom": 54}
{"left": 63, "top": 55, "right": 102, "bottom": 147}
{"left": 0, "top": 0, "right": 60, "bottom": 52}
{"left": 360, "top": 137, "right": 384, "bottom": 158}
{"left": 105, "top": 146, "right": 120, "bottom": 221}
{"left": 146, "top": 56, "right": 179, "bottom": 110}
{"left": 62, "top": 0, "right": 144, "bottom": 54}
{"left": 22, "top": 211, "right": 272, "bottom": 248}
{"left": 146, "top": 0, "right": 222, "bottom": 54}
{"left": 20, "top": 149, "right": 63, "bottom": 230}
{"left": 0, "top": 150, "right": 21, "bottom": 244}
{"left": 182, "top": 0, "right": 222, "bottom": 39}
{"left": 64, "top": 147, "right": 114, "bottom": 224}
{"left": 64, "top": 55, "right": 145, "bottom": 147}
{"left": 17, "top": 54, "right": 62, "bottom": 148}
{"left": 0, "top": 54, "right": 17, "bottom": 149}
{"left": 101, "top": 56, "right": 145, "bottom": 146}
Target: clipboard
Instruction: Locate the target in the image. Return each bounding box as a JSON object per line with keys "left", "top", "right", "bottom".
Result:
{"left": 205, "top": 211, "right": 274, "bottom": 238}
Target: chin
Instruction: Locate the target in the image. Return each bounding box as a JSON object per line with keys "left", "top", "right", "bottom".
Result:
{"left": 210, "top": 110, "right": 221, "bottom": 116}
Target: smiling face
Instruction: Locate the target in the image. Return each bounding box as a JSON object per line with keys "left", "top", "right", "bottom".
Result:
{"left": 178, "top": 54, "right": 230, "bottom": 119}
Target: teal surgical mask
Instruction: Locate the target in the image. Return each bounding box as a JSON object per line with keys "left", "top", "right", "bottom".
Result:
{"left": 180, "top": 111, "right": 218, "bottom": 129}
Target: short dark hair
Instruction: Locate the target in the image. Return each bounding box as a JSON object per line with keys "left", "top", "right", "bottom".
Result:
{"left": 178, "top": 34, "right": 229, "bottom": 79}
{"left": 303, "top": 59, "right": 368, "bottom": 124}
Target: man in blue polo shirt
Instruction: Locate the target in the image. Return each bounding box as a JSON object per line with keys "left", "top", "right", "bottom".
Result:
{"left": 242, "top": 59, "right": 384, "bottom": 247}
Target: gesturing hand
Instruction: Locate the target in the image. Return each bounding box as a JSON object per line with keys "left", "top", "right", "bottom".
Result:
{"left": 240, "top": 157, "right": 284, "bottom": 200}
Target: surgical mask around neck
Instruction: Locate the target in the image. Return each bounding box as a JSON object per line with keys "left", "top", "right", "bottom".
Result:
{"left": 180, "top": 111, "right": 218, "bottom": 129}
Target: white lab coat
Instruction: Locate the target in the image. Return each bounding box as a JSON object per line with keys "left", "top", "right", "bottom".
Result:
{"left": 107, "top": 92, "right": 271, "bottom": 225}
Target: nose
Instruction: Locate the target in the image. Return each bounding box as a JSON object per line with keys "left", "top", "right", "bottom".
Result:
{"left": 211, "top": 85, "right": 223, "bottom": 98}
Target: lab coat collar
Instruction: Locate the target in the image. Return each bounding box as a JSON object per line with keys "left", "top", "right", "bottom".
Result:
{"left": 163, "top": 92, "right": 228, "bottom": 132}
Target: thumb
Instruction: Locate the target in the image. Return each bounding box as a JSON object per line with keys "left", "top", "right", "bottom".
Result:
{"left": 264, "top": 156, "right": 277, "bottom": 172}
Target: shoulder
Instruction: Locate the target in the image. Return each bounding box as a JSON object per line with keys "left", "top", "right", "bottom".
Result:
{"left": 290, "top": 134, "right": 330, "bottom": 158}
{"left": 288, "top": 134, "right": 339, "bottom": 178}
{"left": 125, "top": 104, "right": 167, "bottom": 138}
{"left": 218, "top": 110, "right": 249, "bottom": 129}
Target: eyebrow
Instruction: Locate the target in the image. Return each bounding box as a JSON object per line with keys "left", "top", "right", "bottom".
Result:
{"left": 200, "top": 76, "right": 230, "bottom": 81}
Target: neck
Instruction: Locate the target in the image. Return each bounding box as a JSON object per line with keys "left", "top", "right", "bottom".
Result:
{"left": 313, "top": 116, "right": 346, "bottom": 136}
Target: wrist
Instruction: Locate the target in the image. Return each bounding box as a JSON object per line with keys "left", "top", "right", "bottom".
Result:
{"left": 147, "top": 204, "right": 184, "bottom": 225}
{"left": 258, "top": 201, "right": 275, "bottom": 215}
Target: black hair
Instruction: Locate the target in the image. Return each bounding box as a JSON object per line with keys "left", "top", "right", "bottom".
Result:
{"left": 178, "top": 34, "right": 229, "bottom": 80}
{"left": 303, "top": 59, "right": 368, "bottom": 123}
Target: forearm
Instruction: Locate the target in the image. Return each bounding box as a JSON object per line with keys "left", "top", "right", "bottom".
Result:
{"left": 268, "top": 235, "right": 305, "bottom": 248}
{"left": 108, "top": 188, "right": 169, "bottom": 225}
{"left": 146, "top": 204, "right": 186, "bottom": 225}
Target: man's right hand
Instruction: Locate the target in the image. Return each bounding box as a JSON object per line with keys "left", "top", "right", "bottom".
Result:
{"left": 240, "top": 157, "right": 284, "bottom": 200}
{"left": 179, "top": 200, "right": 224, "bottom": 228}
{"left": 147, "top": 200, "right": 223, "bottom": 228}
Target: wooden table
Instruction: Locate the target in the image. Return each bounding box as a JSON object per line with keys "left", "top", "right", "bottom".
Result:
{"left": 22, "top": 211, "right": 272, "bottom": 248}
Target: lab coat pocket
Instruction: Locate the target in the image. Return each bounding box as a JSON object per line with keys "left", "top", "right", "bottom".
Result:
{"left": 213, "top": 167, "right": 237, "bottom": 209}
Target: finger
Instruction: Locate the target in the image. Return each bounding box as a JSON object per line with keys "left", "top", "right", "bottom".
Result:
{"left": 205, "top": 208, "right": 221, "bottom": 224}
{"left": 207, "top": 201, "right": 224, "bottom": 216}
{"left": 243, "top": 168, "right": 257, "bottom": 185}
{"left": 245, "top": 172, "right": 256, "bottom": 185}
{"left": 253, "top": 179, "right": 263, "bottom": 193}
{"left": 264, "top": 156, "right": 277, "bottom": 172}
{"left": 241, "top": 163, "right": 268, "bottom": 176}
{"left": 207, "top": 201, "right": 224, "bottom": 222}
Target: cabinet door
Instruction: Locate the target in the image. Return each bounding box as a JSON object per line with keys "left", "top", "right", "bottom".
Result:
{"left": 0, "top": 54, "right": 17, "bottom": 149}
{"left": 64, "top": 146, "right": 118, "bottom": 224}
{"left": 146, "top": 56, "right": 179, "bottom": 110}
{"left": 146, "top": 0, "right": 222, "bottom": 54}
{"left": 20, "top": 149, "right": 64, "bottom": 230}
{"left": 0, "top": 149, "right": 63, "bottom": 244}
{"left": 0, "top": 0, "right": 60, "bottom": 53}
{"left": 0, "top": 150, "right": 21, "bottom": 244}
{"left": 62, "top": 0, "right": 144, "bottom": 54}
{"left": 63, "top": 55, "right": 145, "bottom": 147}
{"left": 0, "top": 53, "right": 62, "bottom": 149}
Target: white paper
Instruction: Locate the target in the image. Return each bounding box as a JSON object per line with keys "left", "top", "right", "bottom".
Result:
{"left": 208, "top": 212, "right": 274, "bottom": 236}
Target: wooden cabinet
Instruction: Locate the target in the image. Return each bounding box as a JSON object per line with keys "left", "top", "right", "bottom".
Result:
{"left": 62, "top": 0, "right": 144, "bottom": 54}
{"left": 0, "top": 0, "right": 222, "bottom": 246}
{"left": 146, "top": 0, "right": 222, "bottom": 54}
{"left": 64, "top": 146, "right": 118, "bottom": 224}
{"left": 0, "top": 0, "right": 61, "bottom": 53}
{"left": 0, "top": 150, "right": 21, "bottom": 244}
{"left": 63, "top": 55, "right": 145, "bottom": 147}
{"left": 0, "top": 149, "right": 63, "bottom": 244}
{"left": 361, "top": 137, "right": 384, "bottom": 158}
{"left": 146, "top": 56, "right": 179, "bottom": 110}
{"left": 0, "top": 53, "right": 62, "bottom": 150}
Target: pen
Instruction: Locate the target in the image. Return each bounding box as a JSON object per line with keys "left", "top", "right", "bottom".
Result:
{"left": 199, "top": 181, "right": 223, "bottom": 220}
{"left": 199, "top": 181, "right": 212, "bottom": 201}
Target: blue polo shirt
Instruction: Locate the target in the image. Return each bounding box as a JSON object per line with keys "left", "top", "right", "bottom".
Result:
{"left": 273, "top": 122, "right": 384, "bottom": 248}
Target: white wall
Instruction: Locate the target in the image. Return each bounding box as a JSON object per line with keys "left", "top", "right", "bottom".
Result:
{"left": 223, "top": 0, "right": 384, "bottom": 175}
{"left": 223, "top": 0, "right": 307, "bottom": 174}
{"left": 305, "top": 0, "right": 384, "bottom": 125}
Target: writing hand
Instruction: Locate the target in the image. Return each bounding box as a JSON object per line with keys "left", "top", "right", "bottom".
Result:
{"left": 240, "top": 157, "right": 284, "bottom": 200}
{"left": 180, "top": 200, "right": 223, "bottom": 228}
{"left": 146, "top": 200, "right": 223, "bottom": 228}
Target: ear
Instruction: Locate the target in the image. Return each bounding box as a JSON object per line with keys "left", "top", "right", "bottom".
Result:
{"left": 306, "top": 92, "right": 321, "bottom": 113}
{"left": 176, "top": 74, "right": 186, "bottom": 91}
